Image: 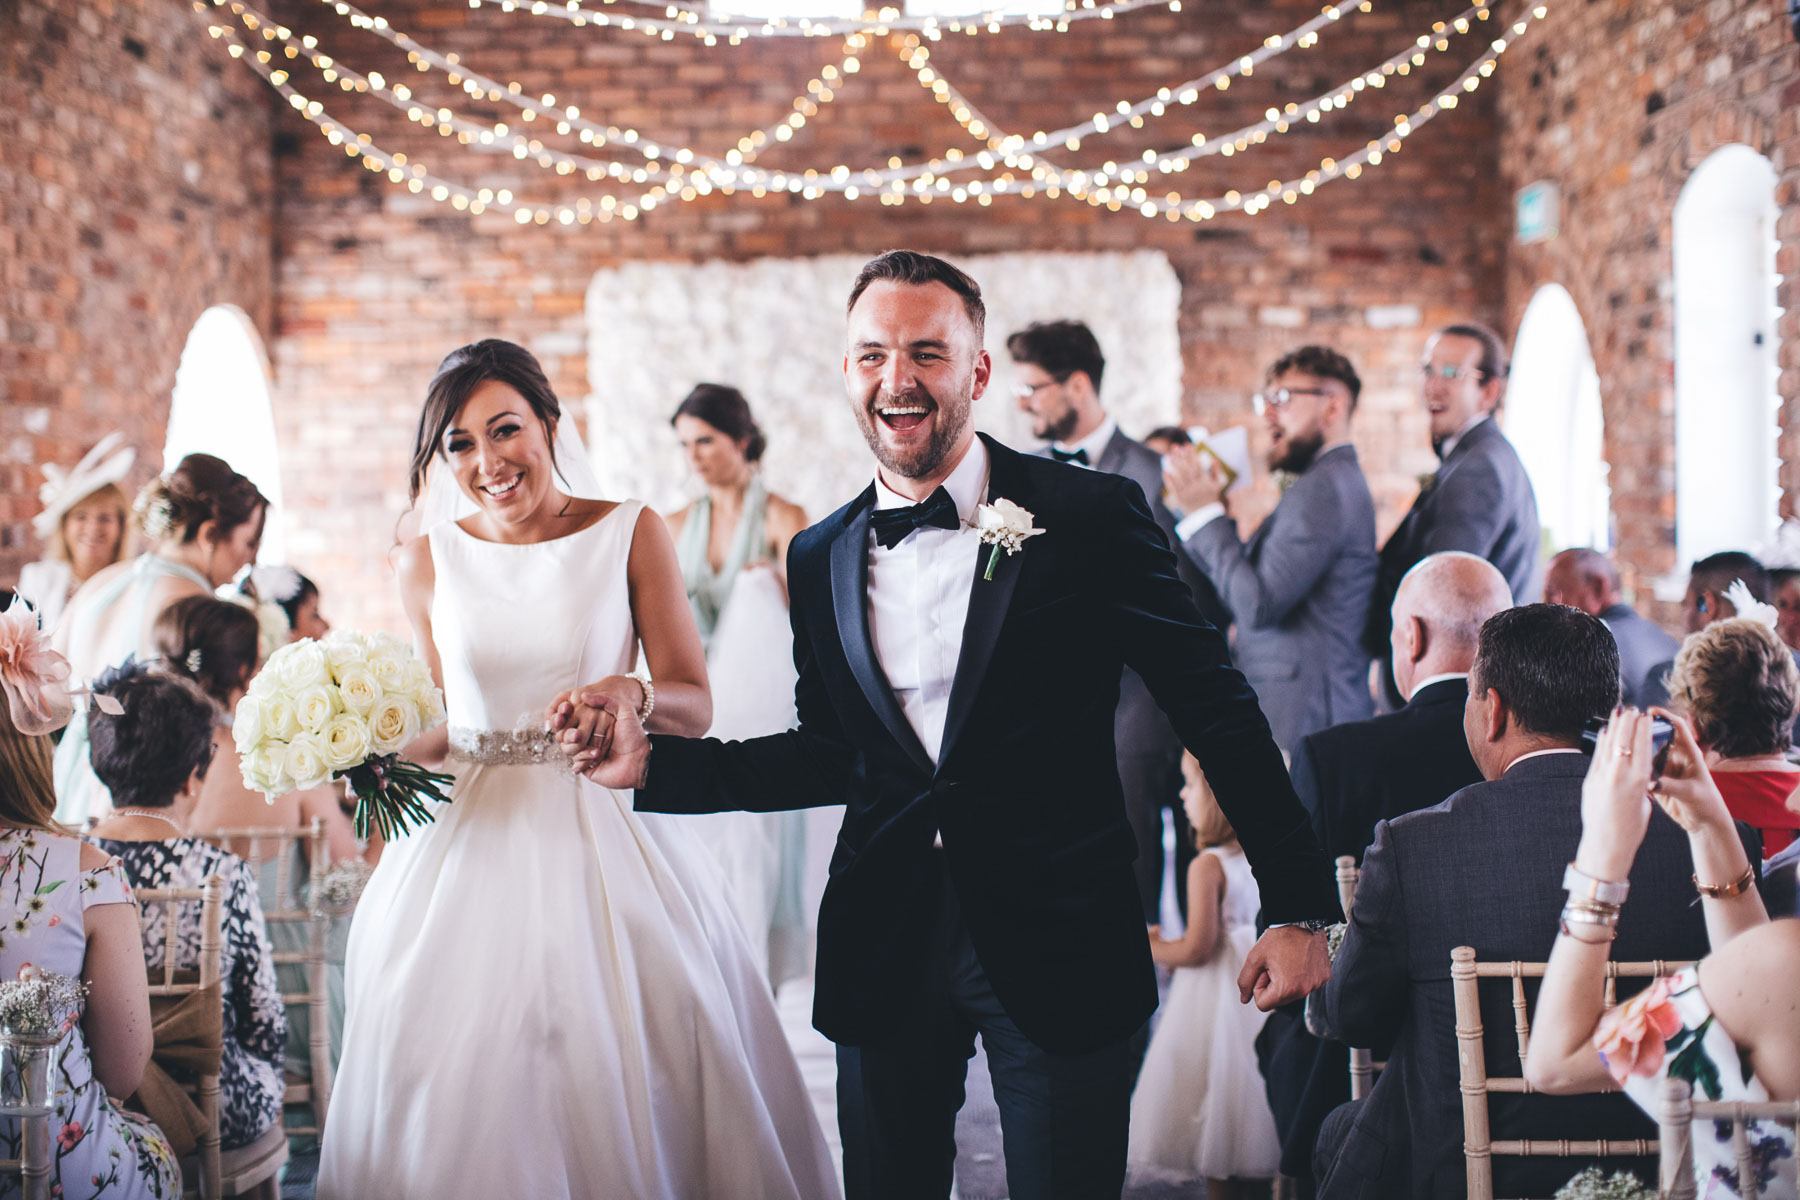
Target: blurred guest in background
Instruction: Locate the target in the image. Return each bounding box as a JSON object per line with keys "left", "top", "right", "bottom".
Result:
{"left": 16, "top": 433, "right": 136, "bottom": 632}
{"left": 1543, "top": 547, "right": 1677, "bottom": 708}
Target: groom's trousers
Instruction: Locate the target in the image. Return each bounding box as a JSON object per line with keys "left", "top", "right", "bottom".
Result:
{"left": 835, "top": 852, "right": 1142, "bottom": 1200}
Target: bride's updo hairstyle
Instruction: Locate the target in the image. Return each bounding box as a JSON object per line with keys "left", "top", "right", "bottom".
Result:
{"left": 136, "top": 454, "right": 268, "bottom": 545}
{"left": 671, "top": 384, "right": 766, "bottom": 464}
{"left": 409, "top": 338, "right": 563, "bottom": 502}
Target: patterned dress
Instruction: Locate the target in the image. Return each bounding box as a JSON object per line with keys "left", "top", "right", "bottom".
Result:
{"left": 0, "top": 828, "right": 177, "bottom": 1199}
{"left": 1598, "top": 964, "right": 1797, "bottom": 1199}
{"left": 89, "top": 839, "right": 285, "bottom": 1151}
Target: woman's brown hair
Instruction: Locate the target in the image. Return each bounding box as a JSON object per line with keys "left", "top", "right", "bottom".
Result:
{"left": 153, "top": 595, "right": 261, "bottom": 709}
{"left": 408, "top": 339, "right": 563, "bottom": 503}
{"left": 0, "top": 721, "right": 63, "bottom": 834}
{"left": 135, "top": 453, "right": 268, "bottom": 545}
{"left": 1668, "top": 617, "right": 1800, "bottom": 759}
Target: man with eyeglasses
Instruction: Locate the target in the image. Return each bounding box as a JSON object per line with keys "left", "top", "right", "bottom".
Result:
{"left": 1163, "top": 345, "right": 1378, "bottom": 754}
{"left": 1007, "top": 318, "right": 1228, "bottom": 923}
{"left": 1363, "top": 323, "right": 1543, "bottom": 709}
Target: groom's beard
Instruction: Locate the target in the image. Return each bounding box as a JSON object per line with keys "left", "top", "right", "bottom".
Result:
{"left": 854, "top": 382, "right": 973, "bottom": 482}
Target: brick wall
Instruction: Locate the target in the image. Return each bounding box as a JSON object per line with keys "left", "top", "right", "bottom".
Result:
{"left": 0, "top": 0, "right": 276, "bottom": 585}
{"left": 1496, "top": 0, "right": 1800, "bottom": 614}
{"left": 262, "top": 0, "right": 1508, "bottom": 631}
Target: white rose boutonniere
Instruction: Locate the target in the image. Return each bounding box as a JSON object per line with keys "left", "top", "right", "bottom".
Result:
{"left": 971, "top": 498, "right": 1044, "bottom": 580}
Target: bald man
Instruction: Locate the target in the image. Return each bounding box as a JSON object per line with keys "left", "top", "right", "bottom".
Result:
{"left": 1543, "top": 548, "right": 1678, "bottom": 708}
{"left": 1259, "top": 553, "right": 1512, "bottom": 1194}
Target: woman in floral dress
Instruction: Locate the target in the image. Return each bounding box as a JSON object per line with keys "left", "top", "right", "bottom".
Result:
{"left": 1526, "top": 705, "right": 1799, "bottom": 1200}
{"left": 0, "top": 602, "right": 178, "bottom": 1198}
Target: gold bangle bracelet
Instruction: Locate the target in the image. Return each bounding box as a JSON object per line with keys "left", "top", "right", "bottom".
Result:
{"left": 1693, "top": 866, "right": 1755, "bottom": 899}
{"left": 1559, "top": 918, "right": 1616, "bottom": 943}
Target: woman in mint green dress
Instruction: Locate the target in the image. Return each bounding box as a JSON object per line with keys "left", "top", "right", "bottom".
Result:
{"left": 667, "top": 385, "right": 815, "bottom": 989}
{"left": 53, "top": 454, "right": 266, "bottom": 826}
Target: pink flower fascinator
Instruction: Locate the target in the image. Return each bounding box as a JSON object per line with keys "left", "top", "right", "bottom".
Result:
{"left": 0, "top": 605, "right": 122, "bottom": 737}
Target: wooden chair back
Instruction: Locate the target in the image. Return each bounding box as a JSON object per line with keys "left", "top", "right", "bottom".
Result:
{"left": 136, "top": 876, "right": 225, "bottom": 1200}
{"left": 1657, "top": 1076, "right": 1800, "bottom": 1200}
{"left": 196, "top": 820, "right": 332, "bottom": 1138}
{"left": 1334, "top": 855, "right": 1381, "bottom": 1102}
{"left": 1450, "top": 946, "right": 1690, "bottom": 1200}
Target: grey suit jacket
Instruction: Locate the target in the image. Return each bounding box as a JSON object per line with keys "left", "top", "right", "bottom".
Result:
{"left": 1184, "top": 444, "right": 1376, "bottom": 752}
{"left": 1366, "top": 416, "right": 1543, "bottom": 656}
{"left": 1039, "top": 427, "right": 1229, "bottom": 758}
{"left": 1316, "top": 753, "right": 1735, "bottom": 1199}
{"left": 1599, "top": 603, "right": 1679, "bottom": 708}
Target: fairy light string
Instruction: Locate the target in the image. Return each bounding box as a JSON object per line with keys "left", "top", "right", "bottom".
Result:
{"left": 198, "top": 0, "right": 1549, "bottom": 223}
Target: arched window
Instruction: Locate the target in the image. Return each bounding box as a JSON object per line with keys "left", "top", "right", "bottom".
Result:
{"left": 1505, "top": 283, "right": 1610, "bottom": 551}
{"left": 1673, "top": 145, "right": 1782, "bottom": 568}
{"left": 163, "top": 306, "right": 285, "bottom": 562}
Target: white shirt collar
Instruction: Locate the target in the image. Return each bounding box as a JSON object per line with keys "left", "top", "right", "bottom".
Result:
{"left": 1501, "top": 746, "right": 1584, "bottom": 774}
{"left": 873, "top": 435, "right": 990, "bottom": 524}
{"left": 1404, "top": 672, "right": 1468, "bottom": 702}
{"left": 1437, "top": 411, "right": 1491, "bottom": 460}
{"left": 1053, "top": 415, "right": 1118, "bottom": 465}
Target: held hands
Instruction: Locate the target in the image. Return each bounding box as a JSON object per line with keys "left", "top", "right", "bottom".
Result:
{"left": 1237, "top": 924, "right": 1330, "bottom": 1011}
{"left": 1162, "top": 448, "right": 1227, "bottom": 517}
{"left": 545, "top": 678, "right": 653, "bottom": 789}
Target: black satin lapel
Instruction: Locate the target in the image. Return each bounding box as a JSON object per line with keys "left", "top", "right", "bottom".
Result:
{"left": 830, "top": 508, "right": 934, "bottom": 774}
{"left": 939, "top": 438, "right": 1030, "bottom": 768}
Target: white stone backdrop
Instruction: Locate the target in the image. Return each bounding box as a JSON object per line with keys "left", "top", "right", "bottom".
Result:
{"left": 583, "top": 251, "right": 1182, "bottom": 521}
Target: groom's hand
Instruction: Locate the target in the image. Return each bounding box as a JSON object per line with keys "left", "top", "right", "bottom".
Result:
{"left": 569, "top": 693, "right": 653, "bottom": 790}
{"left": 1237, "top": 925, "right": 1330, "bottom": 1010}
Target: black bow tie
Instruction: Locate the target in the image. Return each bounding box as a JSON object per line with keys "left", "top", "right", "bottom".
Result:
{"left": 869, "top": 487, "right": 961, "bottom": 549}
{"left": 1051, "top": 446, "right": 1090, "bottom": 465}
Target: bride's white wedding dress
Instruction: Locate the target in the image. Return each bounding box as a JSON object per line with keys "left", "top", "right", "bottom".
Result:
{"left": 318, "top": 503, "right": 839, "bottom": 1200}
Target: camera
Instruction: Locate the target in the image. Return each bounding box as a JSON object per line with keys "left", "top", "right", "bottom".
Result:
{"left": 1578, "top": 715, "right": 1674, "bottom": 779}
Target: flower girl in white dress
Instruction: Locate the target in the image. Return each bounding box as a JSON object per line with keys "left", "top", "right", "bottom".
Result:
{"left": 318, "top": 340, "right": 839, "bottom": 1200}
{"left": 1128, "top": 752, "right": 1281, "bottom": 1198}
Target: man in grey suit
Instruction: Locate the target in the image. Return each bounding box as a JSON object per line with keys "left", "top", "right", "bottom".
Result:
{"left": 1165, "top": 345, "right": 1377, "bottom": 753}
{"left": 1365, "top": 323, "right": 1543, "bottom": 706}
{"left": 1543, "top": 547, "right": 1678, "bottom": 707}
{"left": 1008, "top": 318, "right": 1228, "bottom": 920}
{"left": 1313, "top": 605, "right": 1740, "bottom": 1199}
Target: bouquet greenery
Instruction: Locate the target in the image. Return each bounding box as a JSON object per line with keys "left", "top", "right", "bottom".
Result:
{"left": 236, "top": 630, "right": 454, "bottom": 840}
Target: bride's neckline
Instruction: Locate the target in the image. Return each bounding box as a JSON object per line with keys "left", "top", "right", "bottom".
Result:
{"left": 450, "top": 499, "right": 628, "bottom": 548}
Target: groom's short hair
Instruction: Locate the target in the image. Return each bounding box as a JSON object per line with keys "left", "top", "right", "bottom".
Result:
{"left": 847, "top": 250, "right": 985, "bottom": 341}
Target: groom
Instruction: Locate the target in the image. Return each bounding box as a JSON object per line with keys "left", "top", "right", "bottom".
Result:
{"left": 561, "top": 250, "right": 1340, "bottom": 1199}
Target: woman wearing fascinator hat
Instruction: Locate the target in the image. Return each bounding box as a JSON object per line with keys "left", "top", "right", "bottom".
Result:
{"left": 15, "top": 433, "right": 136, "bottom": 633}
{"left": 0, "top": 603, "right": 181, "bottom": 1198}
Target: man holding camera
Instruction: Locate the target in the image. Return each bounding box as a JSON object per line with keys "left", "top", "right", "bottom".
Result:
{"left": 1310, "top": 604, "right": 1744, "bottom": 1199}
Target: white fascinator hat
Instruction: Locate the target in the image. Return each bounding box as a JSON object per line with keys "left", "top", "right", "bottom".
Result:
{"left": 33, "top": 433, "right": 137, "bottom": 541}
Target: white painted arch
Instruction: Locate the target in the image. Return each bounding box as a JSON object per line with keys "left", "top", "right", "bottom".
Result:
{"left": 1505, "top": 283, "right": 1610, "bottom": 552}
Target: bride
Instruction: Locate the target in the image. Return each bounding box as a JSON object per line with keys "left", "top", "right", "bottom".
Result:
{"left": 317, "top": 340, "right": 839, "bottom": 1200}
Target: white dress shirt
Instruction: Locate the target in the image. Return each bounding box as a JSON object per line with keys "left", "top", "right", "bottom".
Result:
{"left": 1051, "top": 415, "right": 1117, "bottom": 469}
{"left": 866, "top": 438, "right": 991, "bottom": 765}
{"left": 1436, "top": 412, "right": 1491, "bottom": 461}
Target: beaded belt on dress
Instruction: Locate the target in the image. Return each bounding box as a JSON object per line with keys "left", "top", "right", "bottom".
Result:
{"left": 446, "top": 726, "right": 576, "bottom": 773}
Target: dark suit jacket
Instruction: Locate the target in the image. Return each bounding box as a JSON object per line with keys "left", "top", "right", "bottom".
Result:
{"left": 1042, "top": 427, "right": 1232, "bottom": 760}
{"left": 1600, "top": 603, "right": 1678, "bottom": 709}
{"left": 1184, "top": 444, "right": 1377, "bottom": 752}
{"left": 1316, "top": 753, "right": 1734, "bottom": 1200}
{"left": 1293, "top": 676, "right": 1482, "bottom": 865}
{"left": 1364, "top": 417, "right": 1543, "bottom": 658}
{"left": 637, "top": 435, "right": 1340, "bottom": 1055}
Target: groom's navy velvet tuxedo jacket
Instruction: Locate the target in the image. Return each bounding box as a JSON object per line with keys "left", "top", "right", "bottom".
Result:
{"left": 638, "top": 435, "right": 1339, "bottom": 1055}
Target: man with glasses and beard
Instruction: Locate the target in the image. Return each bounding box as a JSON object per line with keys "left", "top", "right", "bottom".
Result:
{"left": 1165, "top": 345, "right": 1378, "bottom": 753}
{"left": 1363, "top": 323, "right": 1543, "bottom": 708}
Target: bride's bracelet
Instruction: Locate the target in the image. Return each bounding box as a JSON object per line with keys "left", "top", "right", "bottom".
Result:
{"left": 634, "top": 674, "right": 655, "bottom": 724}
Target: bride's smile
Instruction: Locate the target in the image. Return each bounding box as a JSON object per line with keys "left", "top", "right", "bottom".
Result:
{"left": 441, "top": 378, "right": 562, "bottom": 535}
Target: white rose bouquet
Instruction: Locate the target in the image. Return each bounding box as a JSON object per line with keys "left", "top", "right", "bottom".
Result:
{"left": 236, "top": 630, "right": 454, "bottom": 841}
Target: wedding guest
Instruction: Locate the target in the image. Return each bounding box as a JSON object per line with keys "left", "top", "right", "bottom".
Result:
{"left": 86, "top": 665, "right": 286, "bottom": 1152}
{"left": 1773, "top": 567, "right": 1800, "bottom": 653}
{"left": 1008, "top": 318, "right": 1225, "bottom": 920}
{"left": 1167, "top": 344, "right": 1378, "bottom": 753}
{"left": 155, "top": 595, "right": 359, "bottom": 1088}
{"left": 1637, "top": 551, "right": 1787, "bottom": 712}
{"left": 1364, "top": 323, "right": 1542, "bottom": 707}
{"left": 1259, "top": 551, "right": 1506, "bottom": 1197}
{"left": 1142, "top": 425, "right": 1191, "bottom": 460}
{"left": 243, "top": 564, "right": 330, "bottom": 642}
{"left": 1544, "top": 548, "right": 1678, "bottom": 708}
{"left": 1313, "top": 604, "right": 1727, "bottom": 1199}
{"left": 1129, "top": 753, "right": 1280, "bottom": 1198}
{"left": 0, "top": 605, "right": 178, "bottom": 1198}
{"left": 1665, "top": 615, "right": 1800, "bottom": 858}
{"left": 1525, "top": 708, "right": 1797, "bottom": 1200}
{"left": 53, "top": 453, "right": 267, "bottom": 826}
{"left": 666, "top": 384, "right": 813, "bottom": 987}
{"left": 15, "top": 433, "right": 136, "bottom": 633}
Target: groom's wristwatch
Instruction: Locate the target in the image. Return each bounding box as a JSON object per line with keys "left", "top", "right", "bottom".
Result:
{"left": 1289, "top": 919, "right": 1333, "bottom": 934}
